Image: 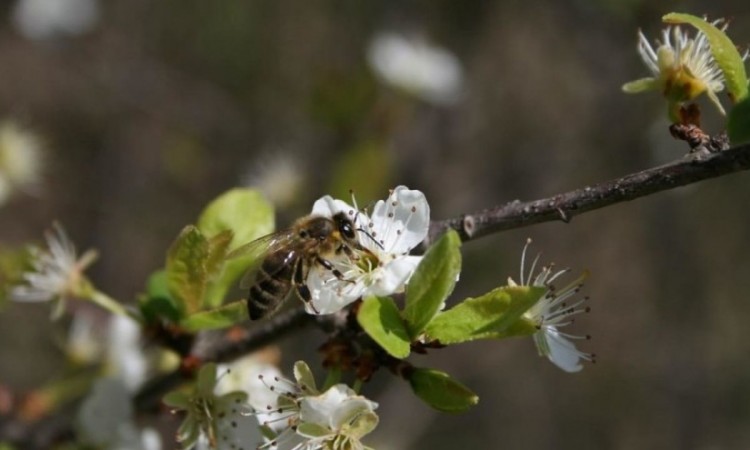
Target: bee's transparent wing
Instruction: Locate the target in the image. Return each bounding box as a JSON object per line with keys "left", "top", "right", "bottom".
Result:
{"left": 226, "top": 230, "right": 297, "bottom": 289}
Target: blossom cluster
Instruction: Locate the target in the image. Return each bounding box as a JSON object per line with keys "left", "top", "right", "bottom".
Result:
{"left": 167, "top": 361, "right": 378, "bottom": 450}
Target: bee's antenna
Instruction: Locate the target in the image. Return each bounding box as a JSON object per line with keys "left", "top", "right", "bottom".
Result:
{"left": 356, "top": 226, "right": 384, "bottom": 250}
{"left": 349, "top": 189, "right": 384, "bottom": 250}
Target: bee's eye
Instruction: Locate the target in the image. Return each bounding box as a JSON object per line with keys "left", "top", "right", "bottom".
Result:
{"left": 340, "top": 222, "right": 355, "bottom": 239}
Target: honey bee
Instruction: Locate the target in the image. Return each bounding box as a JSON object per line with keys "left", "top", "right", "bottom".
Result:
{"left": 228, "top": 211, "right": 365, "bottom": 320}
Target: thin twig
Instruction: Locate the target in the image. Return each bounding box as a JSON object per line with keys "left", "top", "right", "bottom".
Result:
{"left": 425, "top": 141, "right": 749, "bottom": 246}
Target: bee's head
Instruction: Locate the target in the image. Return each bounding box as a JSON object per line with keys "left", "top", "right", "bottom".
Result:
{"left": 332, "top": 212, "right": 357, "bottom": 241}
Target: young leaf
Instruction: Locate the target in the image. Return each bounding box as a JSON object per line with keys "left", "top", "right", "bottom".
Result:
{"left": 205, "top": 230, "right": 234, "bottom": 279}
{"left": 424, "top": 285, "right": 545, "bottom": 344}
{"left": 197, "top": 188, "right": 275, "bottom": 252}
{"left": 728, "top": 97, "right": 750, "bottom": 145}
{"left": 357, "top": 296, "right": 411, "bottom": 359}
{"left": 663, "top": 13, "right": 749, "bottom": 101}
{"left": 202, "top": 230, "right": 234, "bottom": 309}
{"left": 181, "top": 301, "right": 249, "bottom": 332}
{"left": 408, "top": 367, "right": 478, "bottom": 413}
{"left": 197, "top": 189, "right": 275, "bottom": 307}
{"left": 140, "top": 270, "right": 182, "bottom": 322}
{"left": 403, "top": 230, "right": 462, "bottom": 338}
{"left": 166, "top": 226, "right": 209, "bottom": 315}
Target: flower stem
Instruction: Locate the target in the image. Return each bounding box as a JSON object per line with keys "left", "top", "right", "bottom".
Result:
{"left": 352, "top": 378, "right": 364, "bottom": 394}
{"left": 87, "top": 289, "right": 142, "bottom": 322}
{"left": 322, "top": 367, "right": 342, "bottom": 391}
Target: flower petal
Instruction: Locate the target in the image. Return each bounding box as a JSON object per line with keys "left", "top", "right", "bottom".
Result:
{"left": 367, "top": 186, "right": 429, "bottom": 254}
{"left": 536, "top": 328, "right": 583, "bottom": 373}
{"left": 299, "top": 384, "right": 356, "bottom": 429}
{"left": 311, "top": 195, "right": 356, "bottom": 218}
{"left": 368, "top": 255, "right": 422, "bottom": 296}
{"left": 306, "top": 267, "right": 366, "bottom": 315}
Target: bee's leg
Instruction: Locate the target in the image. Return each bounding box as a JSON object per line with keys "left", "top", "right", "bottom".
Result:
{"left": 337, "top": 244, "right": 359, "bottom": 260}
{"left": 315, "top": 256, "right": 354, "bottom": 283}
{"left": 294, "top": 259, "right": 318, "bottom": 313}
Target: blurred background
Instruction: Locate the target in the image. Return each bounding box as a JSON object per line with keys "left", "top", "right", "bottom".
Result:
{"left": 1, "top": 0, "right": 750, "bottom": 448}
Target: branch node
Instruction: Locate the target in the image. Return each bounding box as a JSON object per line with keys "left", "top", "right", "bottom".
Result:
{"left": 461, "top": 214, "right": 476, "bottom": 238}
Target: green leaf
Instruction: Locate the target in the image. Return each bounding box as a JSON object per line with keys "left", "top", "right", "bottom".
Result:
{"left": 162, "top": 390, "right": 190, "bottom": 409}
{"left": 196, "top": 363, "right": 218, "bottom": 397}
{"left": 621, "top": 77, "right": 659, "bottom": 94}
{"left": 663, "top": 13, "right": 748, "bottom": 101}
{"left": 197, "top": 189, "right": 275, "bottom": 307}
{"left": 205, "top": 230, "right": 234, "bottom": 279}
{"left": 403, "top": 230, "right": 462, "bottom": 338}
{"left": 424, "top": 285, "right": 545, "bottom": 344}
{"left": 408, "top": 368, "right": 478, "bottom": 413}
{"left": 181, "top": 301, "right": 249, "bottom": 332}
{"left": 357, "top": 296, "right": 411, "bottom": 359}
{"left": 139, "top": 270, "right": 182, "bottom": 322}
{"left": 166, "top": 226, "right": 209, "bottom": 315}
{"left": 202, "top": 230, "right": 235, "bottom": 308}
{"left": 728, "top": 97, "right": 750, "bottom": 144}
{"left": 197, "top": 188, "right": 275, "bottom": 252}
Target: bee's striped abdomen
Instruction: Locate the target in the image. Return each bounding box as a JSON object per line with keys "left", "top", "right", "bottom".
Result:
{"left": 247, "top": 251, "right": 296, "bottom": 320}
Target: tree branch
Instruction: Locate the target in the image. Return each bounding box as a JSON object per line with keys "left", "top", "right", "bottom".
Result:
{"left": 425, "top": 141, "right": 750, "bottom": 246}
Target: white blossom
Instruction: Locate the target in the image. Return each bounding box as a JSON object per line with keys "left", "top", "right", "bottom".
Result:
{"left": 78, "top": 377, "right": 162, "bottom": 450}
{"left": 165, "top": 363, "right": 258, "bottom": 450}
{"left": 11, "top": 223, "right": 97, "bottom": 317}
{"left": 107, "top": 315, "right": 148, "bottom": 392}
{"left": 12, "top": 0, "right": 99, "bottom": 40}
{"left": 252, "top": 362, "right": 378, "bottom": 450}
{"left": 306, "top": 186, "right": 429, "bottom": 315}
{"left": 368, "top": 32, "right": 463, "bottom": 105}
{"left": 622, "top": 20, "right": 745, "bottom": 117}
{"left": 510, "top": 239, "right": 594, "bottom": 373}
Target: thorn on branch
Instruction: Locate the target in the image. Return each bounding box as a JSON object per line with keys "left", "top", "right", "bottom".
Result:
{"left": 556, "top": 207, "right": 570, "bottom": 223}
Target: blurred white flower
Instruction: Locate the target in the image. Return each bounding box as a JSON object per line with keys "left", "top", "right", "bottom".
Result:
{"left": 368, "top": 32, "right": 463, "bottom": 105}
{"left": 216, "top": 352, "right": 290, "bottom": 434}
{"left": 306, "top": 186, "right": 429, "bottom": 315}
{"left": 242, "top": 152, "right": 306, "bottom": 209}
{"left": 12, "top": 0, "right": 100, "bottom": 40}
{"left": 78, "top": 377, "right": 162, "bottom": 450}
{"left": 164, "top": 363, "right": 258, "bottom": 450}
{"left": 0, "top": 121, "right": 43, "bottom": 205}
{"left": 11, "top": 223, "right": 97, "bottom": 318}
{"left": 509, "top": 239, "right": 594, "bottom": 373}
{"left": 66, "top": 311, "right": 104, "bottom": 364}
{"left": 107, "top": 315, "right": 148, "bottom": 392}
